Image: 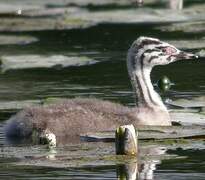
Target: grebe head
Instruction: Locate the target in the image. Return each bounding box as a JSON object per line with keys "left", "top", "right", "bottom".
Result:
{"left": 128, "top": 36, "right": 198, "bottom": 68}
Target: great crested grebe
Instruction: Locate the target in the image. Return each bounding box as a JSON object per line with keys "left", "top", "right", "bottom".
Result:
{"left": 5, "top": 37, "right": 197, "bottom": 144}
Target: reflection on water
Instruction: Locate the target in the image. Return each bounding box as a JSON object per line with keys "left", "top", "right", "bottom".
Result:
{"left": 136, "top": 0, "right": 183, "bottom": 10}
{"left": 117, "top": 163, "right": 138, "bottom": 180}
{"left": 168, "top": 0, "right": 183, "bottom": 10}
{"left": 117, "top": 146, "right": 166, "bottom": 180}
{"left": 139, "top": 0, "right": 184, "bottom": 10}
{"left": 0, "top": 140, "right": 168, "bottom": 180}
{"left": 1, "top": 142, "right": 203, "bottom": 180}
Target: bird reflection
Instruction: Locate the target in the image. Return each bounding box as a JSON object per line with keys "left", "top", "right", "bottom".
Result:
{"left": 116, "top": 146, "right": 167, "bottom": 180}
{"left": 134, "top": 0, "right": 183, "bottom": 10}
{"left": 168, "top": 0, "right": 183, "bottom": 10}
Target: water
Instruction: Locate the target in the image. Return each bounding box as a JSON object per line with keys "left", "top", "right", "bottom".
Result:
{"left": 0, "top": 0, "right": 205, "bottom": 179}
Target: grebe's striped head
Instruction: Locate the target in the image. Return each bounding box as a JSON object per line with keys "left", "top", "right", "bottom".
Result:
{"left": 128, "top": 36, "right": 198, "bottom": 68}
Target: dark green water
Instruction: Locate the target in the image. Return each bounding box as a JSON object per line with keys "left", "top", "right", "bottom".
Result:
{"left": 1, "top": 23, "right": 204, "bottom": 103}
{"left": 0, "top": 1, "right": 205, "bottom": 179}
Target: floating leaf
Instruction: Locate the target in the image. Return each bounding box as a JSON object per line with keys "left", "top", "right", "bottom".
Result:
{"left": 0, "top": 35, "right": 38, "bottom": 45}
{"left": 0, "top": 55, "right": 97, "bottom": 72}
{"left": 0, "top": 100, "right": 41, "bottom": 110}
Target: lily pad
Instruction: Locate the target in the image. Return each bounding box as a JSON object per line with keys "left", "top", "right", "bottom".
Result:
{"left": 21, "top": 7, "right": 80, "bottom": 17}
{"left": 196, "top": 49, "right": 205, "bottom": 57}
{"left": 0, "top": 100, "right": 41, "bottom": 110}
{"left": 1, "top": 1, "right": 205, "bottom": 32}
{"left": 167, "top": 39, "right": 205, "bottom": 49}
{"left": 0, "top": 142, "right": 170, "bottom": 169}
{"left": 0, "top": 0, "right": 133, "bottom": 11}
{"left": 0, "top": 55, "right": 97, "bottom": 72}
{"left": 170, "top": 110, "right": 205, "bottom": 126}
{"left": 82, "top": 125, "right": 205, "bottom": 141}
{"left": 72, "top": 9, "right": 191, "bottom": 24}
{"left": 0, "top": 2, "right": 40, "bottom": 14}
{"left": 166, "top": 96, "right": 205, "bottom": 108}
{"left": 157, "top": 21, "right": 205, "bottom": 33}
{"left": 165, "top": 96, "right": 205, "bottom": 125}
{"left": 42, "top": 97, "right": 66, "bottom": 105}
{"left": 0, "top": 35, "right": 38, "bottom": 45}
{"left": 0, "top": 98, "right": 70, "bottom": 111}
{"left": 0, "top": 17, "right": 94, "bottom": 32}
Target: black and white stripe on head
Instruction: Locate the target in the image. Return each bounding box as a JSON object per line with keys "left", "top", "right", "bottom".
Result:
{"left": 130, "top": 37, "right": 181, "bottom": 67}
{"left": 137, "top": 37, "right": 162, "bottom": 49}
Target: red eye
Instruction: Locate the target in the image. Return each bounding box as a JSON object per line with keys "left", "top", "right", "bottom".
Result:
{"left": 163, "top": 47, "right": 177, "bottom": 55}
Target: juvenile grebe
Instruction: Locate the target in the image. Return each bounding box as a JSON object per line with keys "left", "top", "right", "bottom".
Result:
{"left": 5, "top": 37, "right": 197, "bottom": 144}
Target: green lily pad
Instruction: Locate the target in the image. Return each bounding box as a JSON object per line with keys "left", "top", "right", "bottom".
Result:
{"left": 166, "top": 39, "right": 205, "bottom": 49}
{"left": 1, "top": 1, "right": 205, "bottom": 32}
{"left": 72, "top": 9, "right": 191, "bottom": 24}
{"left": 170, "top": 110, "right": 205, "bottom": 126}
{"left": 0, "top": 17, "right": 94, "bottom": 32}
{"left": 0, "top": 55, "right": 97, "bottom": 72}
{"left": 0, "top": 35, "right": 38, "bottom": 45}
{"left": 196, "top": 49, "right": 205, "bottom": 57}
{"left": 0, "top": 2, "right": 39, "bottom": 14}
{"left": 42, "top": 97, "right": 66, "bottom": 105}
{"left": 0, "top": 100, "right": 41, "bottom": 110}
{"left": 157, "top": 21, "right": 205, "bottom": 33}
{"left": 166, "top": 96, "right": 205, "bottom": 108}
{"left": 82, "top": 125, "right": 205, "bottom": 141}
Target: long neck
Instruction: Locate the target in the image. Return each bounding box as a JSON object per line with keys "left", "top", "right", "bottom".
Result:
{"left": 129, "top": 61, "right": 166, "bottom": 110}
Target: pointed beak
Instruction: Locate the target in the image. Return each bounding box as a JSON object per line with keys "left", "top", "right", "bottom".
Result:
{"left": 174, "top": 51, "right": 198, "bottom": 60}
